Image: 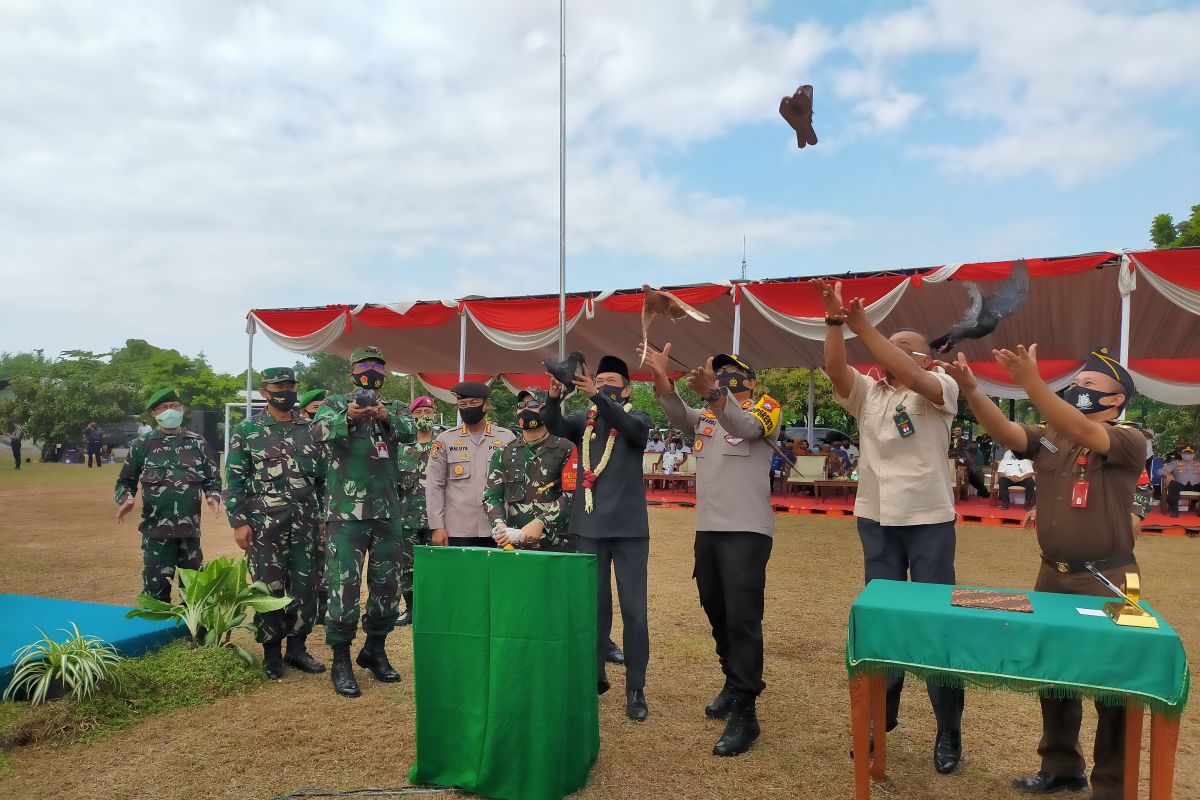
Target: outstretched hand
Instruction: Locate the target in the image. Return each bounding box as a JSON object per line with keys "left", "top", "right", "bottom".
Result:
{"left": 811, "top": 278, "right": 845, "bottom": 319}
{"left": 688, "top": 357, "right": 716, "bottom": 397}
{"left": 636, "top": 342, "right": 672, "bottom": 377}
{"left": 993, "top": 344, "right": 1039, "bottom": 386}
{"left": 936, "top": 353, "right": 978, "bottom": 392}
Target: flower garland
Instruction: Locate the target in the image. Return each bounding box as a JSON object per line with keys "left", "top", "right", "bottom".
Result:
{"left": 581, "top": 401, "right": 633, "bottom": 513}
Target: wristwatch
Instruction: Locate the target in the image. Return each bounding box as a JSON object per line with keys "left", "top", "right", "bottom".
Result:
{"left": 825, "top": 317, "right": 844, "bottom": 326}
{"left": 706, "top": 387, "right": 723, "bottom": 403}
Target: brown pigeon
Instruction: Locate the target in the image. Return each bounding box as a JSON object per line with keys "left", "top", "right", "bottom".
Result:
{"left": 779, "top": 84, "right": 818, "bottom": 148}
{"left": 640, "top": 285, "right": 711, "bottom": 365}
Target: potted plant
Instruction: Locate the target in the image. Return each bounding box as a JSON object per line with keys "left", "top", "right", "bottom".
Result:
{"left": 3, "top": 624, "right": 125, "bottom": 705}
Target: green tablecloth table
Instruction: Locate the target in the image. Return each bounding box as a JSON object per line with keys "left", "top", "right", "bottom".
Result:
{"left": 845, "top": 580, "right": 1190, "bottom": 800}
{"left": 408, "top": 546, "right": 600, "bottom": 800}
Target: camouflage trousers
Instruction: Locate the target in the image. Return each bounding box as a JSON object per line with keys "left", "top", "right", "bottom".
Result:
{"left": 141, "top": 535, "right": 203, "bottom": 603}
{"left": 400, "top": 525, "right": 432, "bottom": 598}
{"left": 247, "top": 504, "right": 324, "bottom": 644}
{"left": 324, "top": 518, "right": 405, "bottom": 647}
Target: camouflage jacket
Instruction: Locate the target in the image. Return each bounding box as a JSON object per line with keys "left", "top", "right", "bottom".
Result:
{"left": 115, "top": 429, "right": 222, "bottom": 539}
{"left": 482, "top": 433, "right": 574, "bottom": 546}
{"left": 397, "top": 438, "right": 434, "bottom": 530}
{"left": 224, "top": 410, "right": 327, "bottom": 528}
{"left": 311, "top": 395, "right": 417, "bottom": 521}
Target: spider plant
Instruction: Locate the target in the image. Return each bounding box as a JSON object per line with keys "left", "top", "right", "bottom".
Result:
{"left": 3, "top": 624, "right": 124, "bottom": 705}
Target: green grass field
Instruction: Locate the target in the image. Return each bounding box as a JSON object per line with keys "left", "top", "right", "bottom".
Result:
{"left": 0, "top": 462, "right": 1196, "bottom": 799}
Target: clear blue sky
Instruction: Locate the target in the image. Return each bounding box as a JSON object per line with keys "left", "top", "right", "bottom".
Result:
{"left": 0, "top": 1, "right": 1196, "bottom": 372}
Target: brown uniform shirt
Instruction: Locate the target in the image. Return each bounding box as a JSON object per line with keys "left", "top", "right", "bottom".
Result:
{"left": 1017, "top": 423, "right": 1143, "bottom": 595}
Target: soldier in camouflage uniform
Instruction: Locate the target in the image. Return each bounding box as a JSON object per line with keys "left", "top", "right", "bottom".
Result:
{"left": 298, "top": 387, "right": 330, "bottom": 622}
{"left": 395, "top": 394, "right": 437, "bottom": 626}
{"left": 484, "top": 390, "right": 575, "bottom": 550}
{"left": 225, "top": 367, "right": 328, "bottom": 679}
{"left": 311, "top": 346, "right": 417, "bottom": 698}
{"left": 115, "top": 387, "right": 222, "bottom": 602}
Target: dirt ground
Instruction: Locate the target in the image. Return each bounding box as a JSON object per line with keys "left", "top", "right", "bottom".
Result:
{"left": 0, "top": 462, "right": 1196, "bottom": 800}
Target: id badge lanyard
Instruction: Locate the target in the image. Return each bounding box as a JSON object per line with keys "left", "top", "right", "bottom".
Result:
{"left": 1071, "top": 449, "right": 1090, "bottom": 508}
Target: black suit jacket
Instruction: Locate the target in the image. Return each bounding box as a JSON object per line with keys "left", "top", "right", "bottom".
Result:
{"left": 543, "top": 394, "right": 650, "bottom": 539}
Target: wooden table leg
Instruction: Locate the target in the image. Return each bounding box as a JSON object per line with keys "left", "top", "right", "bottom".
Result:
{"left": 849, "top": 675, "right": 872, "bottom": 800}
{"left": 1149, "top": 711, "right": 1180, "bottom": 799}
{"left": 869, "top": 674, "right": 887, "bottom": 780}
{"left": 1124, "top": 703, "right": 1144, "bottom": 800}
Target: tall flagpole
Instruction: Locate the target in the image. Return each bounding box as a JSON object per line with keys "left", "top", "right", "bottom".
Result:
{"left": 557, "top": 0, "right": 566, "bottom": 360}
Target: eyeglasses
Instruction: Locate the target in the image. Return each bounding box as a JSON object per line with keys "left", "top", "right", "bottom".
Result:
{"left": 516, "top": 400, "right": 542, "bottom": 410}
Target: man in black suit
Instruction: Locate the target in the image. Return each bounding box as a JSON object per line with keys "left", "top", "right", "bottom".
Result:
{"left": 543, "top": 354, "right": 652, "bottom": 722}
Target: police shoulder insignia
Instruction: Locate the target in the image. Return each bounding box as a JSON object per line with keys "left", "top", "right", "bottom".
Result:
{"left": 430, "top": 440, "right": 444, "bottom": 455}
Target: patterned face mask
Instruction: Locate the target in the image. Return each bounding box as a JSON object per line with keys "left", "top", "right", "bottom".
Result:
{"left": 415, "top": 416, "right": 435, "bottom": 432}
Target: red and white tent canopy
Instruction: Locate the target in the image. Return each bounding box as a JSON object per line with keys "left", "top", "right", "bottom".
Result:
{"left": 247, "top": 248, "right": 1200, "bottom": 404}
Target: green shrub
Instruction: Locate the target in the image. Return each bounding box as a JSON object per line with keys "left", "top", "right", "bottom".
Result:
{"left": 2, "top": 624, "right": 124, "bottom": 706}
{"left": 125, "top": 556, "right": 290, "bottom": 663}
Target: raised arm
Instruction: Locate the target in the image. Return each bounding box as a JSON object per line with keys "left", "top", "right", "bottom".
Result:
{"left": 542, "top": 380, "right": 584, "bottom": 443}
{"left": 812, "top": 279, "right": 857, "bottom": 399}
{"left": 638, "top": 342, "right": 701, "bottom": 432}
{"left": 938, "top": 354, "right": 1030, "bottom": 453}
{"left": 996, "top": 345, "right": 1113, "bottom": 454}
{"left": 844, "top": 298, "right": 945, "bottom": 405}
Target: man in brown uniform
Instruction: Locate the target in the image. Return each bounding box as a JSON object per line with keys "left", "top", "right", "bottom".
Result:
{"left": 941, "top": 345, "right": 1142, "bottom": 800}
{"left": 640, "top": 343, "right": 781, "bottom": 757}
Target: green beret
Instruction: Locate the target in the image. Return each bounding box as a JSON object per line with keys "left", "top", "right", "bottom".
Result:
{"left": 260, "top": 366, "right": 297, "bottom": 384}
{"left": 350, "top": 346, "right": 386, "bottom": 365}
{"left": 298, "top": 389, "right": 327, "bottom": 408}
{"left": 145, "top": 386, "right": 182, "bottom": 412}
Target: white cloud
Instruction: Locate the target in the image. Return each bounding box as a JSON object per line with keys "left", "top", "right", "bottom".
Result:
{"left": 836, "top": 0, "right": 1200, "bottom": 181}
{"left": 0, "top": 1, "right": 843, "bottom": 371}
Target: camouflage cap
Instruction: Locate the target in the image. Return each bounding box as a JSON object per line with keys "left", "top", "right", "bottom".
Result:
{"left": 145, "top": 386, "right": 182, "bottom": 411}
{"left": 298, "top": 388, "right": 327, "bottom": 407}
{"left": 260, "top": 366, "right": 297, "bottom": 384}
{"left": 350, "top": 345, "right": 386, "bottom": 365}
{"left": 516, "top": 389, "right": 546, "bottom": 404}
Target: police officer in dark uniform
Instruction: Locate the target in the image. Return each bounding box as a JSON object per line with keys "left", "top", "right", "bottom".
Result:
{"left": 942, "top": 346, "right": 1142, "bottom": 800}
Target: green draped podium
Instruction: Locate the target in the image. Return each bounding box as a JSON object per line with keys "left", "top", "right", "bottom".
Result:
{"left": 408, "top": 546, "right": 600, "bottom": 800}
{"left": 845, "top": 579, "right": 1190, "bottom": 800}
{"left": 847, "top": 579, "right": 1189, "bottom": 714}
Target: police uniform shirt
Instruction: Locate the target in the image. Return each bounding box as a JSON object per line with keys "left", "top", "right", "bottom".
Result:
{"left": 1015, "top": 422, "right": 1144, "bottom": 594}
{"left": 1160, "top": 458, "right": 1200, "bottom": 485}
{"left": 425, "top": 421, "right": 515, "bottom": 537}
{"left": 659, "top": 388, "right": 778, "bottom": 537}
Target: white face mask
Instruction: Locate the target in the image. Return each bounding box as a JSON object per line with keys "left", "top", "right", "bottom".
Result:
{"left": 1184, "top": 453, "right": 1195, "bottom": 462}
{"left": 155, "top": 409, "right": 184, "bottom": 429}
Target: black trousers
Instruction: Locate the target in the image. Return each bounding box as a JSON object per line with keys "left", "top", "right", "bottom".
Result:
{"left": 962, "top": 466, "right": 989, "bottom": 498}
{"left": 10, "top": 442, "right": 19, "bottom": 469}
{"left": 999, "top": 477, "right": 1036, "bottom": 508}
{"left": 578, "top": 537, "right": 649, "bottom": 691}
{"left": 448, "top": 536, "right": 495, "bottom": 548}
{"left": 857, "top": 518, "right": 965, "bottom": 734}
{"left": 694, "top": 531, "right": 772, "bottom": 701}
{"left": 86, "top": 441, "right": 102, "bottom": 467}
{"left": 1166, "top": 481, "right": 1200, "bottom": 510}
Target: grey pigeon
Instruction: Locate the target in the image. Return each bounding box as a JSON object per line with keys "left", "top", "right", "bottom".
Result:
{"left": 930, "top": 260, "right": 1030, "bottom": 354}
{"left": 544, "top": 350, "right": 586, "bottom": 388}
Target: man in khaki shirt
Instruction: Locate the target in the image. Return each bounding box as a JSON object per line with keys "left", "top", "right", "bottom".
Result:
{"left": 815, "top": 278, "right": 965, "bottom": 776}
{"left": 942, "top": 345, "right": 1142, "bottom": 800}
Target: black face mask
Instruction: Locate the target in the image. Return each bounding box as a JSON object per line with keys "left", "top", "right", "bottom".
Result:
{"left": 460, "top": 405, "right": 486, "bottom": 425}
{"left": 517, "top": 409, "right": 543, "bottom": 430}
{"left": 1063, "top": 385, "right": 1124, "bottom": 415}
{"left": 597, "top": 385, "right": 626, "bottom": 405}
{"left": 267, "top": 390, "right": 297, "bottom": 412}
{"left": 355, "top": 369, "right": 386, "bottom": 390}
{"left": 716, "top": 371, "right": 751, "bottom": 393}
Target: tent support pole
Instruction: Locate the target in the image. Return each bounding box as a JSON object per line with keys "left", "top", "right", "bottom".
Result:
{"left": 731, "top": 289, "right": 742, "bottom": 354}
{"left": 557, "top": 0, "right": 566, "bottom": 361}
{"left": 245, "top": 322, "right": 254, "bottom": 419}
{"left": 1119, "top": 291, "right": 1131, "bottom": 420}
{"left": 807, "top": 370, "right": 815, "bottom": 444}
{"left": 458, "top": 313, "right": 467, "bottom": 383}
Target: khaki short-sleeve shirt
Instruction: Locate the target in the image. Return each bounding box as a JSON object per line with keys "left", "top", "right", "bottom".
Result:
{"left": 835, "top": 368, "right": 958, "bottom": 527}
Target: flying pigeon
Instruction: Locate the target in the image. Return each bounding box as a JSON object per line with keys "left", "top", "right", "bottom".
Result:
{"left": 640, "top": 285, "right": 711, "bottom": 365}
{"left": 930, "top": 260, "right": 1031, "bottom": 354}
{"left": 544, "top": 350, "right": 586, "bottom": 389}
{"left": 779, "top": 84, "right": 818, "bottom": 148}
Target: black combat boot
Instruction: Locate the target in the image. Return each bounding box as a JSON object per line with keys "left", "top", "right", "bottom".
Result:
{"left": 262, "top": 641, "right": 284, "bottom": 680}
{"left": 396, "top": 592, "right": 413, "bottom": 627}
{"left": 330, "top": 644, "right": 361, "bottom": 698}
{"left": 705, "top": 685, "right": 736, "bottom": 720}
{"left": 284, "top": 636, "right": 326, "bottom": 674}
{"left": 713, "top": 697, "right": 760, "bottom": 757}
{"left": 356, "top": 634, "right": 402, "bottom": 682}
